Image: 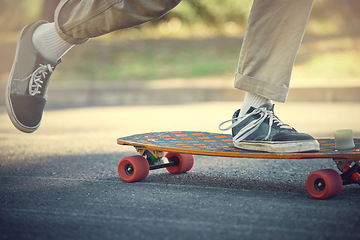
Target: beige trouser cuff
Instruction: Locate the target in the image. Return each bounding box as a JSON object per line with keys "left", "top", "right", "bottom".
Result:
{"left": 235, "top": 72, "right": 290, "bottom": 103}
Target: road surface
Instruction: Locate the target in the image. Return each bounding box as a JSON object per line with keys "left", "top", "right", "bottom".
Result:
{"left": 1, "top": 102, "right": 359, "bottom": 240}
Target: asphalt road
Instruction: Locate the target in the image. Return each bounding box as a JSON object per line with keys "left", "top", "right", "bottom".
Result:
{"left": 1, "top": 102, "right": 360, "bottom": 240}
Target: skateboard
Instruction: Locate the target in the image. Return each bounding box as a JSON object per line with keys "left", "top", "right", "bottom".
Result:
{"left": 117, "top": 131, "right": 360, "bottom": 200}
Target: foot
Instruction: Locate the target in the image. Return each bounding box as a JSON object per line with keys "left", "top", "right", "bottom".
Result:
{"left": 220, "top": 104, "right": 320, "bottom": 153}
{"left": 5, "top": 21, "right": 60, "bottom": 133}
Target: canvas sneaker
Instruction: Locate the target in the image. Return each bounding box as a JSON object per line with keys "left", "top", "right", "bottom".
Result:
{"left": 219, "top": 104, "right": 320, "bottom": 153}
{"left": 5, "top": 21, "right": 60, "bottom": 133}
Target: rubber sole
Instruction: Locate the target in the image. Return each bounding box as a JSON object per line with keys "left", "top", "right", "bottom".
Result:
{"left": 234, "top": 139, "right": 320, "bottom": 153}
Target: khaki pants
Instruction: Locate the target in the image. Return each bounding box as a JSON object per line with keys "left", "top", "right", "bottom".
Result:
{"left": 54, "top": 0, "right": 313, "bottom": 102}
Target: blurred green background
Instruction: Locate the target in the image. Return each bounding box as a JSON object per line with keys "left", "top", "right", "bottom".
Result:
{"left": 0, "top": 0, "right": 359, "bottom": 86}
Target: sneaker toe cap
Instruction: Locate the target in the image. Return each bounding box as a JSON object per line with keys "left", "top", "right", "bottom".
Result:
{"left": 9, "top": 94, "right": 45, "bottom": 130}
{"left": 273, "top": 131, "right": 315, "bottom": 141}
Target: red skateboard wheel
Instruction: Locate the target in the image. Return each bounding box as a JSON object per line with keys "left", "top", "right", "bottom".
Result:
{"left": 306, "top": 169, "right": 342, "bottom": 200}
{"left": 165, "top": 152, "right": 194, "bottom": 174}
{"left": 118, "top": 155, "right": 149, "bottom": 183}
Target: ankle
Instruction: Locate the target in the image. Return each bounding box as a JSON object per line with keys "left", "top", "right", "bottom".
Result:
{"left": 32, "top": 22, "right": 74, "bottom": 62}
{"left": 240, "top": 92, "right": 272, "bottom": 116}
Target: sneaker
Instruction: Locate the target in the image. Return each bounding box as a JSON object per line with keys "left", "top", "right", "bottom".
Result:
{"left": 219, "top": 104, "right": 320, "bottom": 153}
{"left": 5, "top": 21, "right": 60, "bottom": 133}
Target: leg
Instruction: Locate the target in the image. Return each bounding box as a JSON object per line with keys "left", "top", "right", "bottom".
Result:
{"left": 55, "top": 0, "right": 182, "bottom": 44}
{"left": 236, "top": 0, "right": 314, "bottom": 103}
{"left": 6, "top": 0, "right": 181, "bottom": 133}
{"left": 33, "top": 0, "right": 182, "bottom": 62}
{"left": 220, "top": 0, "right": 319, "bottom": 153}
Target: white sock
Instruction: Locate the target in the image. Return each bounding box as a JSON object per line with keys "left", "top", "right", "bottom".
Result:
{"left": 32, "top": 22, "right": 74, "bottom": 62}
{"left": 239, "top": 92, "right": 272, "bottom": 116}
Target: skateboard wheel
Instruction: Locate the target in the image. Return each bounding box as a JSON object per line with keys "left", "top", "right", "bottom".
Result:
{"left": 118, "top": 156, "right": 149, "bottom": 183}
{"left": 306, "top": 169, "right": 342, "bottom": 200}
{"left": 165, "top": 152, "right": 194, "bottom": 174}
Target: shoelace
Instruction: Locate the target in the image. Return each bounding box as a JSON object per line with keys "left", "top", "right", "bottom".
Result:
{"left": 15, "top": 63, "right": 54, "bottom": 96}
{"left": 28, "top": 63, "right": 53, "bottom": 96}
{"left": 219, "top": 106, "right": 293, "bottom": 142}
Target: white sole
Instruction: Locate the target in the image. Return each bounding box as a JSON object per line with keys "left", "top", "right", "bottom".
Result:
{"left": 234, "top": 140, "right": 320, "bottom": 153}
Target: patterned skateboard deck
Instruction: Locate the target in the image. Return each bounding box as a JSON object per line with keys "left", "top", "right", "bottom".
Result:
{"left": 117, "top": 131, "right": 360, "bottom": 159}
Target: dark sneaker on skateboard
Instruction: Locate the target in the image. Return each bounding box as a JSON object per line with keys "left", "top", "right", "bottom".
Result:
{"left": 5, "top": 21, "right": 59, "bottom": 133}
{"left": 220, "top": 104, "right": 320, "bottom": 153}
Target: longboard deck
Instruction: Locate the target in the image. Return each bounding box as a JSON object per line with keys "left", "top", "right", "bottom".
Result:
{"left": 118, "top": 131, "right": 360, "bottom": 160}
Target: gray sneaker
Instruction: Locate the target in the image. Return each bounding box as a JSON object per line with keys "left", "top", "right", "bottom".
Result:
{"left": 220, "top": 104, "right": 320, "bottom": 153}
{"left": 5, "top": 21, "right": 59, "bottom": 133}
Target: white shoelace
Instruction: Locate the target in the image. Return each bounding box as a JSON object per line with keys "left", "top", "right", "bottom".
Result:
{"left": 219, "top": 106, "right": 293, "bottom": 142}
{"left": 27, "top": 63, "right": 53, "bottom": 96}
{"left": 14, "top": 63, "right": 53, "bottom": 96}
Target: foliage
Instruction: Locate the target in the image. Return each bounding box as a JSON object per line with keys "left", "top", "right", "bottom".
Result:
{"left": 161, "top": 1, "right": 252, "bottom": 27}
{"left": 1, "top": 0, "right": 359, "bottom": 83}
{"left": 0, "top": 0, "right": 43, "bottom": 31}
{"left": 1, "top": 0, "right": 359, "bottom": 34}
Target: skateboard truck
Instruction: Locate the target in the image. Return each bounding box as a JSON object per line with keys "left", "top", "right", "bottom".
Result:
{"left": 135, "top": 147, "right": 177, "bottom": 170}
{"left": 136, "top": 147, "right": 164, "bottom": 161}
{"left": 333, "top": 130, "right": 360, "bottom": 185}
{"left": 118, "top": 143, "right": 194, "bottom": 183}
{"left": 334, "top": 159, "right": 360, "bottom": 185}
